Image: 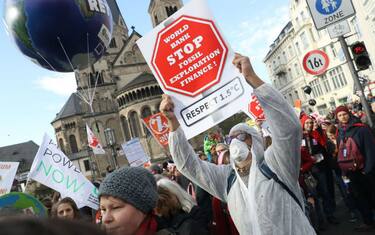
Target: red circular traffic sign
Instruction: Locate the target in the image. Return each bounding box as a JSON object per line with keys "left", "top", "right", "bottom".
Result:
{"left": 302, "top": 50, "right": 329, "bottom": 75}
{"left": 151, "top": 15, "right": 228, "bottom": 97}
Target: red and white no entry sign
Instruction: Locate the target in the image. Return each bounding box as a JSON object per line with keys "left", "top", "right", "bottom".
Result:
{"left": 302, "top": 50, "right": 329, "bottom": 76}
{"left": 151, "top": 15, "right": 228, "bottom": 97}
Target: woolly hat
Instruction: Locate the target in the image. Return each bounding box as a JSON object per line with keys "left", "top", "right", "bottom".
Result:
{"left": 335, "top": 105, "right": 350, "bottom": 118}
{"left": 99, "top": 167, "right": 158, "bottom": 214}
{"left": 300, "top": 113, "right": 312, "bottom": 129}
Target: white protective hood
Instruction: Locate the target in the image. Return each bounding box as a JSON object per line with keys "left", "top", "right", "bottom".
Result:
{"left": 169, "top": 84, "right": 316, "bottom": 234}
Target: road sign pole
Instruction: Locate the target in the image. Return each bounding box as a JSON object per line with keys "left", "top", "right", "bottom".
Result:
{"left": 338, "top": 36, "right": 373, "bottom": 127}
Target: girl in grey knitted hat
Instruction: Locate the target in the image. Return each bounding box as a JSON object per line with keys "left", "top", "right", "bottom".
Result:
{"left": 99, "top": 166, "right": 158, "bottom": 235}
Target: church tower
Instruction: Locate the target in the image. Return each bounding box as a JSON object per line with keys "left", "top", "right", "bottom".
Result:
{"left": 148, "top": 0, "right": 183, "bottom": 27}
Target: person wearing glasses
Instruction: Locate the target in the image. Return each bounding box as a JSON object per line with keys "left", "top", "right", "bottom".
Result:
{"left": 160, "top": 53, "right": 315, "bottom": 234}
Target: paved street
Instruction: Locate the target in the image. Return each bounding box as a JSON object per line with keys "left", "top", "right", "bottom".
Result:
{"left": 321, "top": 197, "right": 374, "bottom": 235}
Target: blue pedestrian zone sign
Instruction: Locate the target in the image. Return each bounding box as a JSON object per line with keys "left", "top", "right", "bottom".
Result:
{"left": 307, "top": 0, "right": 355, "bottom": 30}
{"left": 316, "top": 0, "right": 342, "bottom": 15}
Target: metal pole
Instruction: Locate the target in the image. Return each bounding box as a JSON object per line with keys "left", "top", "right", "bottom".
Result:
{"left": 87, "top": 147, "right": 96, "bottom": 182}
{"left": 111, "top": 145, "right": 119, "bottom": 169}
{"left": 338, "top": 36, "right": 373, "bottom": 128}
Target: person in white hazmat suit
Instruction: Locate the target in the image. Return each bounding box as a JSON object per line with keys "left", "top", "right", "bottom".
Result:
{"left": 160, "top": 53, "right": 316, "bottom": 235}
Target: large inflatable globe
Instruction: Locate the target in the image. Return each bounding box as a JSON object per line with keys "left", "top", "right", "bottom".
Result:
{"left": 0, "top": 192, "right": 47, "bottom": 217}
{"left": 4, "top": 0, "right": 113, "bottom": 72}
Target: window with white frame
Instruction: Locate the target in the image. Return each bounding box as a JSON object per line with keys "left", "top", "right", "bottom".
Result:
{"left": 330, "top": 44, "right": 337, "bottom": 57}
{"left": 288, "top": 45, "right": 294, "bottom": 57}
{"left": 329, "top": 66, "right": 347, "bottom": 89}
{"left": 294, "top": 63, "right": 301, "bottom": 76}
{"left": 309, "top": 28, "right": 316, "bottom": 42}
{"left": 295, "top": 42, "right": 301, "bottom": 53}
{"left": 351, "top": 18, "right": 362, "bottom": 38}
{"left": 309, "top": 78, "right": 323, "bottom": 97}
{"left": 288, "top": 93, "right": 293, "bottom": 104}
{"left": 288, "top": 68, "right": 293, "bottom": 79}
{"left": 282, "top": 51, "right": 287, "bottom": 62}
{"left": 300, "top": 32, "right": 309, "bottom": 49}
{"left": 294, "top": 90, "right": 300, "bottom": 100}
{"left": 321, "top": 74, "right": 332, "bottom": 93}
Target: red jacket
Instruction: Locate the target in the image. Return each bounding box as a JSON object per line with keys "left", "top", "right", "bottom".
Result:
{"left": 211, "top": 197, "right": 239, "bottom": 235}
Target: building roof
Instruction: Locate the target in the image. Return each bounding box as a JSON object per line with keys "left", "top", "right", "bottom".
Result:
{"left": 53, "top": 93, "right": 82, "bottom": 122}
{"left": 119, "top": 73, "right": 157, "bottom": 92}
{"left": 108, "top": 0, "right": 122, "bottom": 23}
{"left": 263, "top": 21, "right": 293, "bottom": 61}
{"left": 112, "top": 30, "right": 143, "bottom": 65}
{"left": 0, "top": 141, "right": 39, "bottom": 173}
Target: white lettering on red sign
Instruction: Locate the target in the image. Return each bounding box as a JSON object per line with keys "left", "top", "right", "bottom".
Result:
{"left": 152, "top": 16, "right": 228, "bottom": 97}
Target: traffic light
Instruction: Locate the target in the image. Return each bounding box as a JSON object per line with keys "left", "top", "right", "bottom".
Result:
{"left": 351, "top": 41, "right": 372, "bottom": 71}
{"left": 308, "top": 99, "right": 317, "bottom": 106}
{"left": 303, "top": 86, "right": 312, "bottom": 95}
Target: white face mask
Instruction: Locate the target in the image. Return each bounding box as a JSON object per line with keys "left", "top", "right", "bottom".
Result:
{"left": 229, "top": 138, "right": 250, "bottom": 164}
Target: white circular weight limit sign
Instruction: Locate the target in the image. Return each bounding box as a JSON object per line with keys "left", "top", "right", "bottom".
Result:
{"left": 302, "top": 50, "right": 329, "bottom": 75}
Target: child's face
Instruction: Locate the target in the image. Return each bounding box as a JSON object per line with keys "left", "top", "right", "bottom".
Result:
{"left": 327, "top": 132, "right": 336, "bottom": 142}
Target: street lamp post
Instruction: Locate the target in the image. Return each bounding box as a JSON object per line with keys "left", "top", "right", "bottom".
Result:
{"left": 104, "top": 128, "right": 119, "bottom": 169}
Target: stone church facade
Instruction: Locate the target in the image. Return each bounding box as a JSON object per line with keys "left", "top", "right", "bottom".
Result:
{"left": 51, "top": 0, "right": 183, "bottom": 180}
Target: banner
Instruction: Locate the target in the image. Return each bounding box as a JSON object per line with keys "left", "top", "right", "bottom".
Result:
{"left": 121, "top": 138, "right": 150, "bottom": 167}
{"left": 28, "top": 134, "right": 99, "bottom": 209}
{"left": 142, "top": 112, "right": 169, "bottom": 147}
{"left": 0, "top": 162, "right": 19, "bottom": 196}
{"left": 86, "top": 123, "right": 106, "bottom": 155}
{"left": 137, "top": 0, "right": 252, "bottom": 139}
{"left": 247, "top": 95, "right": 265, "bottom": 121}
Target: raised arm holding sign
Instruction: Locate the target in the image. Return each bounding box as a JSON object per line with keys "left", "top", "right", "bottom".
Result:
{"left": 160, "top": 54, "right": 315, "bottom": 234}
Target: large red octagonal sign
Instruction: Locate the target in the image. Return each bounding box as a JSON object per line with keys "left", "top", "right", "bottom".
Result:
{"left": 151, "top": 15, "right": 228, "bottom": 97}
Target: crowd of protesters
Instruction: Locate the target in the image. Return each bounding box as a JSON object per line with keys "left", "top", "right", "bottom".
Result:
{"left": 1, "top": 54, "right": 375, "bottom": 235}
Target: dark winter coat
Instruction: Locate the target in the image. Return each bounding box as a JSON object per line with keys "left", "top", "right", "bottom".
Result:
{"left": 337, "top": 116, "right": 375, "bottom": 174}
{"left": 156, "top": 206, "right": 209, "bottom": 235}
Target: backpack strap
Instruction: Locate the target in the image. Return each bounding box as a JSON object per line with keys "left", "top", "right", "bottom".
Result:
{"left": 227, "top": 168, "right": 237, "bottom": 194}
{"left": 259, "top": 161, "right": 303, "bottom": 211}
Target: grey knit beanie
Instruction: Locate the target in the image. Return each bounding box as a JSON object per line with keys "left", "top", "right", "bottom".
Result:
{"left": 99, "top": 166, "right": 158, "bottom": 214}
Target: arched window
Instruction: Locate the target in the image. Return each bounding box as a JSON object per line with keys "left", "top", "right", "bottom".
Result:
{"left": 166, "top": 6, "right": 178, "bottom": 17}
{"left": 89, "top": 72, "right": 104, "bottom": 86}
{"left": 121, "top": 116, "right": 131, "bottom": 141}
{"left": 145, "top": 87, "right": 151, "bottom": 97}
{"left": 129, "top": 111, "right": 141, "bottom": 138}
{"left": 69, "top": 135, "right": 78, "bottom": 153}
{"left": 136, "top": 89, "right": 142, "bottom": 99}
{"left": 156, "top": 86, "right": 163, "bottom": 95}
{"left": 141, "top": 106, "right": 152, "bottom": 136}
{"left": 150, "top": 87, "right": 155, "bottom": 96}
{"left": 59, "top": 138, "right": 65, "bottom": 153}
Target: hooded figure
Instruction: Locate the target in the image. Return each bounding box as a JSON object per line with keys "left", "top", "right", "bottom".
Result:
{"left": 162, "top": 54, "right": 315, "bottom": 234}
